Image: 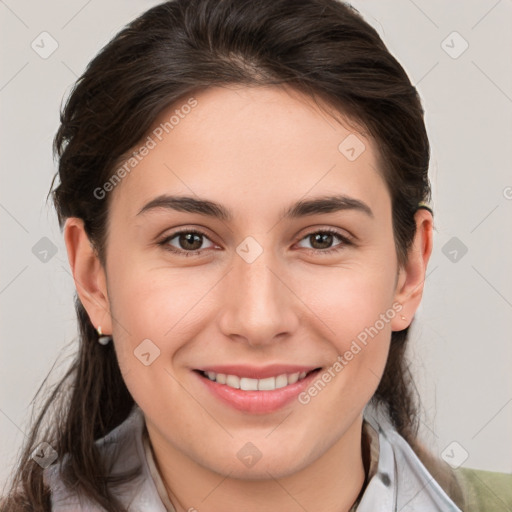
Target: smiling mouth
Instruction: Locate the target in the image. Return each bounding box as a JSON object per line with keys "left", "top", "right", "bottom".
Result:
{"left": 196, "top": 368, "right": 321, "bottom": 391}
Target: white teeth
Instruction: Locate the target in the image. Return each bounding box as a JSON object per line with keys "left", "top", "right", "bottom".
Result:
{"left": 258, "top": 377, "right": 276, "bottom": 391}
{"left": 240, "top": 377, "right": 258, "bottom": 391}
{"left": 225, "top": 375, "right": 240, "bottom": 389}
{"left": 288, "top": 372, "right": 300, "bottom": 384}
{"left": 275, "top": 374, "right": 288, "bottom": 389}
{"left": 203, "top": 370, "right": 312, "bottom": 390}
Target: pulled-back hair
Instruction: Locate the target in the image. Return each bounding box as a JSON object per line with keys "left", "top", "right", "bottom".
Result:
{"left": 2, "top": 0, "right": 464, "bottom": 510}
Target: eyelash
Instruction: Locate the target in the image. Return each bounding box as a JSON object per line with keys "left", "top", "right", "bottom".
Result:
{"left": 157, "top": 228, "right": 353, "bottom": 257}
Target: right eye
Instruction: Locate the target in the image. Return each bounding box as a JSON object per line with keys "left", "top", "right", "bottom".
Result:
{"left": 158, "top": 229, "right": 217, "bottom": 257}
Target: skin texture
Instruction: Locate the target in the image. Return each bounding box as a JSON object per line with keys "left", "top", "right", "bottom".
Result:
{"left": 64, "top": 84, "right": 433, "bottom": 512}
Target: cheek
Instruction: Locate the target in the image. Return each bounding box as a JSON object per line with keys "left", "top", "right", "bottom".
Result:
{"left": 298, "top": 284, "right": 394, "bottom": 426}
{"left": 105, "top": 267, "right": 177, "bottom": 380}
{"left": 106, "top": 272, "right": 195, "bottom": 420}
{"left": 108, "top": 252, "right": 209, "bottom": 338}
{"left": 294, "top": 260, "right": 397, "bottom": 399}
{"left": 296, "top": 258, "right": 398, "bottom": 343}
{"left": 106, "top": 262, "right": 219, "bottom": 389}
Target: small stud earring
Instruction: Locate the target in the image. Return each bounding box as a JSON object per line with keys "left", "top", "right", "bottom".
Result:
{"left": 400, "top": 315, "right": 406, "bottom": 321}
{"left": 97, "top": 326, "right": 112, "bottom": 345}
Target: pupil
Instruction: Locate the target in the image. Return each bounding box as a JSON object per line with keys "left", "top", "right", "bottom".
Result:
{"left": 181, "top": 233, "right": 201, "bottom": 250}
{"left": 312, "top": 233, "right": 332, "bottom": 249}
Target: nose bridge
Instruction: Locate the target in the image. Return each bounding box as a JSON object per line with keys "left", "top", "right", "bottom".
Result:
{"left": 220, "top": 240, "right": 297, "bottom": 345}
{"left": 238, "top": 247, "right": 277, "bottom": 299}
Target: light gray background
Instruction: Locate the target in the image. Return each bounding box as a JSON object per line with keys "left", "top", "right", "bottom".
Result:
{"left": 1, "top": 0, "right": 511, "bottom": 491}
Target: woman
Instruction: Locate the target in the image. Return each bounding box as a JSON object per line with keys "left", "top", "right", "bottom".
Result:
{"left": 2, "top": 0, "right": 511, "bottom": 510}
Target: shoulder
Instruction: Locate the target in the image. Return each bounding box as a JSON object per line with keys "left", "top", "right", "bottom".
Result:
{"left": 43, "top": 405, "right": 165, "bottom": 511}
{"left": 453, "top": 467, "right": 512, "bottom": 512}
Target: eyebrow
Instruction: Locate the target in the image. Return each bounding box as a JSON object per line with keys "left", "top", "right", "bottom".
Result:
{"left": 137, "top": 194, "right": 374, "bottom": 221}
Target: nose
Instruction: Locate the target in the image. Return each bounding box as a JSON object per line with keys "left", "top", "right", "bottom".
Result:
{"left": 218, "top": 245, "right": 300, "bottom": 347}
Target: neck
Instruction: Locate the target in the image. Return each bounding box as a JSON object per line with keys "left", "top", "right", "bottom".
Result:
{"left": 146, "top": 416, "right": 367, "bottom": 512}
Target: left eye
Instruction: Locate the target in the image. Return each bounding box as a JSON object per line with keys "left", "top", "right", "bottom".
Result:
{"left": 296, "top": 230, "right": 350, "bottom": 253}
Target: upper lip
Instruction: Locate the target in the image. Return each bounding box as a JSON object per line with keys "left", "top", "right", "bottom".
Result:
{"left": 196, "top": 364, "right": 320, "bottom": 379}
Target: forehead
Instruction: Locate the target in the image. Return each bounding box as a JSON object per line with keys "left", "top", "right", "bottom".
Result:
{"left": 110, "top": 85, "right": 389, "bottom": 221}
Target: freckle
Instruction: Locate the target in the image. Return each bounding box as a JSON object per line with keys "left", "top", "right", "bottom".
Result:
{"left": 379, "top": 472, "right": 391, "bottom": 486}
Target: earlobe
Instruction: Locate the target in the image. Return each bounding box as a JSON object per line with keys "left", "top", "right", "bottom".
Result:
{"left": 391, "top": 209, "right": 433, "bottom": 331}
{"left": 63, "top": 218, "right": 112, "bottom": 334}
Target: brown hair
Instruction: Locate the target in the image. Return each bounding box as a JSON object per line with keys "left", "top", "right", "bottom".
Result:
{"left": 2, "top": 0, "right": 464, "bottom": 510}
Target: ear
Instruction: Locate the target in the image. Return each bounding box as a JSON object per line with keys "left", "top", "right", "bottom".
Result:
{"left": 390, "top": 208, "right": 433, "bottom": 331}
{"left": 63, "top": 217, "right": 112, "bottom": 335}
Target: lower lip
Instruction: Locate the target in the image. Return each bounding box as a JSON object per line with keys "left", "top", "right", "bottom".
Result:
{"left": 196, "top": 370, "right": 321, "bottom": 414}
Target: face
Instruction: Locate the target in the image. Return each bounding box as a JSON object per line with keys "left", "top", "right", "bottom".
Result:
{"left": 79, "top": 85, "right": 414, "bottom": 478}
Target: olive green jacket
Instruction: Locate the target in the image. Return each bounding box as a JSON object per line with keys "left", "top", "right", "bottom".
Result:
{"left": 454, "top": 466, "right": 512, "bottom": 511}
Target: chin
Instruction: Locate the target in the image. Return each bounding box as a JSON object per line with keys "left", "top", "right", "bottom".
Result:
{"left": 200, "top": 443, "right": 313, "bottom": 480}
